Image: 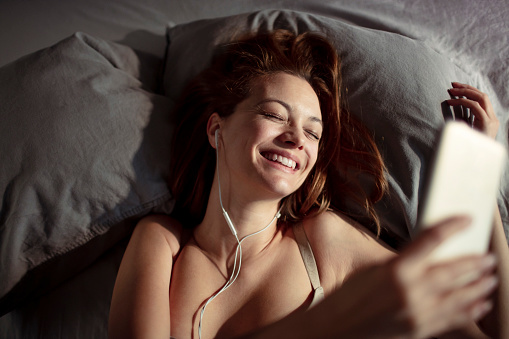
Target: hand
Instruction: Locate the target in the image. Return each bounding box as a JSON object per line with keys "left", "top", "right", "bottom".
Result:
{"left": 325, "top": 216, "right": 498, "bottom": 339}
{"left": 447, "top": 82, "right": 499, "bottom": 139}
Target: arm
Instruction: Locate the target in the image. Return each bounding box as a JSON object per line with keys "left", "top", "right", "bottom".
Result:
{"left": 244, "top": 83, "right": 503, "bottom": 338}
{"left": 447, "top": 82, "right": 508, "bottom": 338}
{"left": 316, "top": 210, "right": 506, "bottom": 339}
{"left": 439, "top": 208, "right": 508, "bottom": 339}
{"left": 242, "top": 216, "right": 498, "bottom": 339}
{"left": 108, "top": 214, "right": 184, "bottom": 339}
{"left": 477, "top": 207, "right": 509, "bottom": 338}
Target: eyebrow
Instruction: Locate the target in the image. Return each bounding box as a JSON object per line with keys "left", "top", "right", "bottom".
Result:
{"left": 256, "top": 99, "right": 323, "bottom": 126}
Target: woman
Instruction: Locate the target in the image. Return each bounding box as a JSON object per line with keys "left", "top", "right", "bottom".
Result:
{"left": 109, "top": 30, "right": 508, "bottom": 338}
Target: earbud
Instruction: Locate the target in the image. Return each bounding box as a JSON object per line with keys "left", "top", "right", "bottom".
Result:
{"left": 199, "top": 123, "right": 283, "bottom": 339}
{"left": 215, "top": 128, "right": 237, "bottom": 237}
{"left": 199, "top": 133, "right": 282, "bottom": 338}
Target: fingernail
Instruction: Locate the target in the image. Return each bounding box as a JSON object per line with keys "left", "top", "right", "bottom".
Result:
{"left": 473, "top": 300, "right": 493, "bottom": 319}
{"left": 484, "top": 276, "right": 499, "bottom": 291}
{"left": 483, "top": 301, "right": 494, "bottom": 313}
{"left": 481, "top": 255, "right": 497, "bottom": 269}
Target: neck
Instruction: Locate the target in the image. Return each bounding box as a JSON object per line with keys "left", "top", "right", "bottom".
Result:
{"left": 193, "top": 178, "right": 282, "bottom": 262}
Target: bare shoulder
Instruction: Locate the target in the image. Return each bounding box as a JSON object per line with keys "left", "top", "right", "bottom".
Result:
{"left": 132, "top": 214, "right": 188, "bottom": 258}
{"left": 302, "top": 210, "right": 393, "bottom": 253}
{"left": 110, "top": 214, "right": 184, "bottom": 338}
{"left": 300, "top": 210, "right": 396, "bottom": 289}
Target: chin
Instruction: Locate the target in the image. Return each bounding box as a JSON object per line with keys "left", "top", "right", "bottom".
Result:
{"left": 264, "top": 178, "right": 301, "bottom": 200}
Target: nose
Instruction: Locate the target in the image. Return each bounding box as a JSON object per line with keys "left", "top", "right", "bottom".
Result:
{"left": 280, "top": 128, "right": 305, "bottom": 150}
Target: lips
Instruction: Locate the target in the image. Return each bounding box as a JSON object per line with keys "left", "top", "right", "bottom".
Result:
{"left": 261, "top": 152, "right": 298, "bottom": 170}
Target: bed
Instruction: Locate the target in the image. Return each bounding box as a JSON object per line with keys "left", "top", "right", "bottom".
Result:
{"left": 1, "top": 0, "right": 508, "bottom": 337}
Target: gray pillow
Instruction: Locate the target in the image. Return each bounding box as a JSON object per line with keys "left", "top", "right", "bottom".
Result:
{"left": 163, "top": 9, "right": 477, "bottom": 247}
{"left": 0, "top": 32, "right": 174, "bottom": 315}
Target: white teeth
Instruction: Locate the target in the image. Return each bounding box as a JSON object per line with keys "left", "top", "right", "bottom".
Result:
{"left": 264, "top": 153, "right": 297, "bottom": 170}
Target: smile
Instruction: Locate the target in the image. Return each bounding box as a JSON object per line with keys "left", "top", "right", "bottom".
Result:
{"left": 262, "top": 152, "right": 298, "bottom": 170}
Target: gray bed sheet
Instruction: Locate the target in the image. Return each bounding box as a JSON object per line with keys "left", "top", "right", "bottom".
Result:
{"left": 0, "top": 1, "right": 508, "bottom": 338}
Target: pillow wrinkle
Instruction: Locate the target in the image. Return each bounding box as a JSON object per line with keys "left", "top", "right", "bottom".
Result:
{"left": 0, "top": 32, "right": 174, "bottom": 315}
{"left": 78, "top": 32, "right": 143, "bottom": 80}
{"left": 163, "top": 9, "right": 481, "bottom": 246}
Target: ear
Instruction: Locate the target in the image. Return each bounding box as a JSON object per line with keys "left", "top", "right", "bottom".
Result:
{"left": 206, "top": 112, "right": 222, "bottom": 149}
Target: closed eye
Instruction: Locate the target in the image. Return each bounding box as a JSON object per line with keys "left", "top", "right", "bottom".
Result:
{"left": 306, "top": 129, "right": 320, "bottom": 141}
{"left": 261, "top": 112, "right": 285, "bottom": 121}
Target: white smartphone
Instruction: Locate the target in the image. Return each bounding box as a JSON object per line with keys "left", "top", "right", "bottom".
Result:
{"left": 417, "top": 121, "right": 507, "bottom": 262}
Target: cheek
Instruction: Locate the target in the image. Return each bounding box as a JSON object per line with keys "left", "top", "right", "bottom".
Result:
{"left": 308, "top": 145, "right": 320, "bottom": 169}
{"left": 251, "top": 121, "right": 280, "bottom": 142}
{"left": 225, "top": 120, "right": 272, "bottom": 157}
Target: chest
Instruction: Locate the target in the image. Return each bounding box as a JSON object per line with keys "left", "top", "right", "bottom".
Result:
{"left": 169, "top": 239, "right": 314, "bottom": 339}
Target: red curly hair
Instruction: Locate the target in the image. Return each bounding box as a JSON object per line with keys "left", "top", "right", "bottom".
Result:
{"left": 169, "top": 29, "right": 387, "bottom": 235}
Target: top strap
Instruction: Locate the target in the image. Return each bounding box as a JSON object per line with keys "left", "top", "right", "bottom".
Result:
{"left": 293, "top": 222, "right": 324, "bottom": 308}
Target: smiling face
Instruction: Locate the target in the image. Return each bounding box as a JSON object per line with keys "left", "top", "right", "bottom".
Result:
{"left": 214, "top": 72, "right": 323, "bottom": 200}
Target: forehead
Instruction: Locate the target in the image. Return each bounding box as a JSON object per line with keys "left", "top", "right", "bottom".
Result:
{"left": 245, "top": 73, "right": 322, "bottom": 119}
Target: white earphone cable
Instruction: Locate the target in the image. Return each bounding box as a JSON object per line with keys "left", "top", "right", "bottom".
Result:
{"left": 197, "top": 131, "right": 281, "bottom": 338}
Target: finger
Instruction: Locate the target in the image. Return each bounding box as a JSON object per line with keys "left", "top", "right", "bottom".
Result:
{"left": 448, "top": 84, "right": 499, "bottom": 135}
{"left": 408, "top": 254, "right": 496, "bottom": 315}
{"left": 469, "top": 299, "right": 494, "bottom": 322}
{"left": 425, "top": 254, "right": 497, "bottom": 290}
{"left": 446, "top": 97, "right": 489, "bottom": 123}
{"left": 447, "top": 90, "right": 471, "bottom": 122}
{"left": 447, "top": 90, "right": 465, "bottom": 120}
{"left": 442, "top": 274, "right": 498, "bottom": 322}
{"left": 449, "top": 87, "right": 483, "bottom": 100}
{"left": 450, "top": 275, "right": 497, "bottom": 312}
{"left": 424, "top": 300, "right": 493, "bottom": 338}
{"left": 447, "top": 88, "right": 470, "bottom": 122}
{"left": 448, "top": 87, "right": 495, "bottom": 118}
{"left": 400, "top": 216, "right": 471, "bottom": 268}
{"left": 446, "top": 97, "right": 499, "bottom": 138}
{"left": 422, "top": 275, "right": 497, "bottom": 336}
{"left": 451, "top": 82, "right": 482, "bottom": 93}
{"left": 468, "top": 109, "right": 475, "bottom": 128}
{"left": 462, "top": 100, "right": 471, "bottom": 123}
